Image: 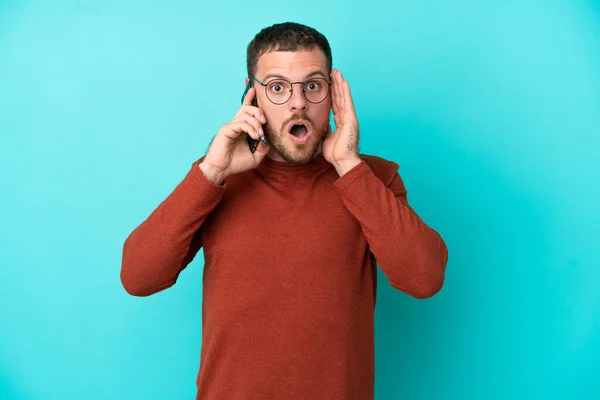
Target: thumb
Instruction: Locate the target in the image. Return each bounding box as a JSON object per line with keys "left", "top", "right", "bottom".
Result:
{"left": 253, "top": 140, "right": 270, "bottom": 160}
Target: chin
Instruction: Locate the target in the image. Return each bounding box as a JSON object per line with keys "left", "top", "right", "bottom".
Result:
{"left": 264, "top": 120, "right": 329, "bottom": 165}
{"left": 279, "top": 143, "right": 320, "bottom": 165}
{"left": 264, "top": 136, "right": 317, "bottom": 165}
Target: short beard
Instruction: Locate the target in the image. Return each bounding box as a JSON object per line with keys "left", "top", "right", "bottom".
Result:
{"left": 263, "top": 114, "right": 331, "bottom": 166}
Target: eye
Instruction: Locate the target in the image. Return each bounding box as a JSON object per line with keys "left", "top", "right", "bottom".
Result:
{"left": 306, "top": 81, "right": 321, "bottom": 91}
{"left": 267, "top": 80, "right": 287, "bottom": 94}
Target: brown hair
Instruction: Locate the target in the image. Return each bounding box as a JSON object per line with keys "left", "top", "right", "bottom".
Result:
{"left": 246, "top": 22, "right": 332, "bottom": 77}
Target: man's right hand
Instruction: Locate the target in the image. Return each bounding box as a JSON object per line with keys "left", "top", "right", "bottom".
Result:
{"left": 199, "top": 87, "right": 270, "bottom": 185}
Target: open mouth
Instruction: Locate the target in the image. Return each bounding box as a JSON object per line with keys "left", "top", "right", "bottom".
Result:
{"left": 289, "top": 122, "right": 309, "bottom": 137}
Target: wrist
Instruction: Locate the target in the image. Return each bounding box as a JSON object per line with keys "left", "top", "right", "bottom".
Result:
{"left": 334, "top": 155, "right": 362, "bottom": 177}
{"left": 199, "top": 161, "right": 226, "bottom": 185}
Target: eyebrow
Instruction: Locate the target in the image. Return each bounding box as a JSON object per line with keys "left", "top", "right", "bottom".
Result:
{"left": 261, "top": 70, "right": 328, "bottom": 82}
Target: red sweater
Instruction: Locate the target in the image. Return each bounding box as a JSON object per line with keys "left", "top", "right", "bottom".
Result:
{"left": 121, "top": 152, "right": 448, "bottom": 400}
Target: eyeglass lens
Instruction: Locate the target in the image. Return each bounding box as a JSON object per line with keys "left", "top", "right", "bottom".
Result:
{"left": 265, "top": 78, "right": 329, "bottom": 104}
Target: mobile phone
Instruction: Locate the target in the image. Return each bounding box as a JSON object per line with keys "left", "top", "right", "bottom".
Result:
{"left": 241, "top": 81, "right": 262, "bottom": 153}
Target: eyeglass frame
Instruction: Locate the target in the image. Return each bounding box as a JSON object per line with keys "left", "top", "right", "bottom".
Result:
{"left": 248, "top": 74, "right": 332, "bottom": 105}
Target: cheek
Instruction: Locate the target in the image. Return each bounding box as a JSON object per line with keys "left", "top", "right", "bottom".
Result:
{"left": 264, "top": 114, "right": 284, "bottom": 134}
{"left": 262, "top": 108, "right": 279, "bottom": 127}
{"left": 315, "top": 106, "right": 331, "bottom": 124}
{"left": 266, "top": 115, "right": 284, "bottom": 130}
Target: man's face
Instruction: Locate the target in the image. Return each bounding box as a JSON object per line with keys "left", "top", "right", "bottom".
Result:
{"left": 247, "top": 48, "right": 332, "bottom": 165}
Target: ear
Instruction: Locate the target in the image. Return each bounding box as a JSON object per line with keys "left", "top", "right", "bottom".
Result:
{"left": 244, "top": 77, "right": 250, "bottom": 87}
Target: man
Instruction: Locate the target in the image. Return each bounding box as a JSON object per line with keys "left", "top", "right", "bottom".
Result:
{"left": 121, "top": 22, "right": 448, "bottom": 400}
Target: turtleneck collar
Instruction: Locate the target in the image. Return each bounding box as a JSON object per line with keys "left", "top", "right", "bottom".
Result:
{"left": 256, "top": 151, "right": 332, "bottom": 180}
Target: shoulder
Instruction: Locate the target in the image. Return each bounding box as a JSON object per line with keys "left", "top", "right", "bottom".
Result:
{"left": 358, "top": 153, "right": 400, "bottom": 186}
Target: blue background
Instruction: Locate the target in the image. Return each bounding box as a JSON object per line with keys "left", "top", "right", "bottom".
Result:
{"left": 1, "top": 1, "right": 599, "bottom": 399}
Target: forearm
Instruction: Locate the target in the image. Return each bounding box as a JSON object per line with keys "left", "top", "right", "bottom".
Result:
{"left": 120, "top": 158, "right": 224, "bottom": 296}
{"left": 335, "top": 162, "right": 448, "bottom": 298}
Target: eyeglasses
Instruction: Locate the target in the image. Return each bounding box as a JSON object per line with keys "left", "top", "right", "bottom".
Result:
{"left": 249, "top": 74, "right": 332, "bottom": 105}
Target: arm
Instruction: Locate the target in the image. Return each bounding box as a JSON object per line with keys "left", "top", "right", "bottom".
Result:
{"left": 334, "top": 161, "right": 448, "bottom": 299}
{"left": 120, "top": 157, "right": 225, "bottom": 296}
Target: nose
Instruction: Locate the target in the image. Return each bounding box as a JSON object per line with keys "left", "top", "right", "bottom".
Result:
{"left": 288, "top": 84, "right": 307, "bottom": 111}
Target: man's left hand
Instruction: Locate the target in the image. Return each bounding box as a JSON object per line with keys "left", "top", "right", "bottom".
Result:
{"left": 322, "top": 68, "right": 362, "bottom": 176}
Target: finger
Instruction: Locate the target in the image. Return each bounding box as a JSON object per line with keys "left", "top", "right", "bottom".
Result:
{"left": 330, "top": 70, "right": 340, "bottom": 115}
{"left": 242, "top": 86, "right": 256, "bottom": 106}
{"left": 334, "top": 70, "right": 344, "bottom": 112}
{"left": 254, "top": 138, "right": 270, "bottom": 155}
{"left": 332, "top": 71, "right": 344, "bottom": 126}
{"left": 343, "top": 80, "right": 356, "bottom": 117}
{"left": 238, "top": 105, "right": 266, "bottom": 124}
{"left": 233, "top": 113, "right": 264, "bottom": 136}
{"left": 241, "top": 121, "right": 262, "bottom": 140}
{"left": 228, "top": 121, "right": 261, "bottom": 140}
{"left": 247, "top": 114, "right": 264, "bottom": 137}
{"left": 331, "top": 69, "right": 340, "bottom": 115}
